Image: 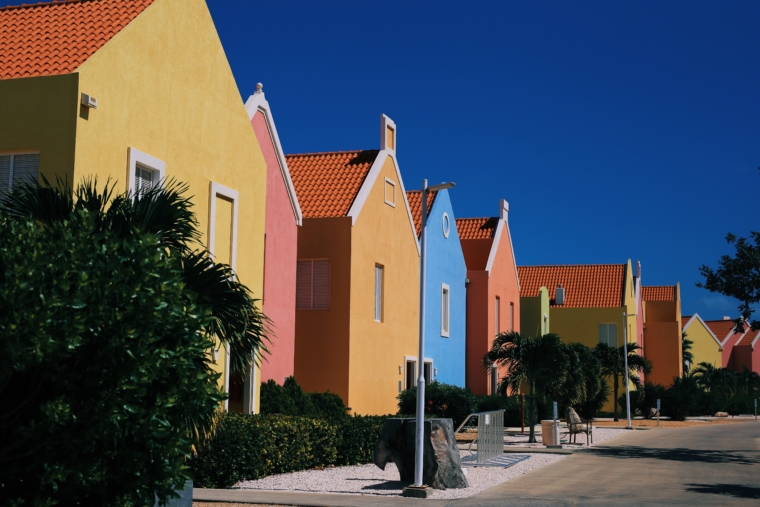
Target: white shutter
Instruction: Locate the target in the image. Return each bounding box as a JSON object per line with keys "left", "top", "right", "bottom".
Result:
{"left": 12, "top": 153, "right": 39, "bottom": 189}
{"left": 599, "top": 324, "right": 607, "bottom": 345}
{"left": 0, "top": 155, "right": 10, "bottom": 197}
{"left": 441, "top": 286, "right": 449, "bottom": 335}
{"left": 494, "top": 297, "right": 500, "bottom": 336}
{"left": 296, "top": 261, "right": 313, "bottom": 309}
{"left": 312, "top": 260, "right": 330, "bottom": 309}
{"left": 135, "top": 166, "right": 153, "bottom": 195}
{"left": 375, "top": 265, "right": 383, "bottom": 322}
{"left": 608, "top": 324, "right": 618, "bottom": 347}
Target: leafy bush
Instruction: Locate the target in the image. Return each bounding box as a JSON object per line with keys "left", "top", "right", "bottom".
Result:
{"left": 260, "top": 377, "right": 347, "bottom": 420}
{"left": 475, "top": 395, "right": 527, "bottom": 427}
{"left": 190, "top": 413, "right": 386, "bottom": 488}
{"left": 663, "top": 375, "right": 702, "bottom": 420}
{"left": 576, "top": 379, "right": 610, "bottom": 420}
{"left": 397, "top": 382, "right": 477, "bottom": 427}
{"left": 726, "top": 394, "right": 754, "bottom": 416}
{"left": 0, "top": 216, "right": 223, "bottom": 506}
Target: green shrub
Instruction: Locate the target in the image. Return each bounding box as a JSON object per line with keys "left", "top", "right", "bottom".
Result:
{"left": 397, "top": 382, "right": 477, "bottom": 427}
{"left": 576, "top": 379, "right": 610, "bottom": 420}
{"left": 664, "top": 375, "right": 701, "bottom": 420}
{"left": 475, "top": 395, "right": 524, "bottom": 427}
{"left": 260, "top": 376, "right": 348, "bottom": 420}
{"left": 726, "top": 394, "right": 754, "bottom": 416}
{"left": 190, "top": 413, "right": 386, "bottom": 488}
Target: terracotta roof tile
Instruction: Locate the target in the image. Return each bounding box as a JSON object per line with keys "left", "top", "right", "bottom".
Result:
{"left": 285, "top": 150, "right": 378, "bottom": 219}
{"left": 682, "top": 316, "right": 692, "bottom": 327}
{"left": 734, "top": 328, "right": 758, "bottom": 346}
{"left": 517, "top": 264, "right": 627, "bottom": 308}
{"left": 703, "top": 319, "right": 745, "bottom": 343}
{"left": 456, "top": 217, "right": 497, "bottom": 240}
{"left": 642, "top": 285, "right": 676, "bottom": 301}
{"left": 0, "top": 0, "right": 154, "bottom": 79}
{"left": 406, "top": 190, "right": 436, "bottom": 237}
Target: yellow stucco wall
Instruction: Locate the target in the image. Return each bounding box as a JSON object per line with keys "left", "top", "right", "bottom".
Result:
{"left": 0, "top": 0, "right": 267, "bottom": 412}
{"left": 349, "top": 156, "right": 420, "bottom": 415}
{"left": 520, "top": 287, "right": 550, "bottom": 337}
{"left": 0, "top": 74, "right": 79, "bottom": 183}
{"left": 684, "top": 317, "right": 722, "bottom": 371}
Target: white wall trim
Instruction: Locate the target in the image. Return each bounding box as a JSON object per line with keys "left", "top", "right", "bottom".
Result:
{"left": 750, "top": 330, "right": 760, "bottom": 350}
{"left": 404, "top": 355, "right": 418, "bottom": 388}
{"left": 380, "top": 114, "right": 396, "bottom": 154}
{"left": 127, "top": 147, "right": 166, "bottom": 193}
{"left": 441, "top": 282, "right": 451, "bottom": 338}
{"left": 685, "top": 313, "right": 723, "bottom": 348}
{"left": 485, "top": 219, "right": 505, "bottom": 276}
{"left": 245, "top": 88, "right": 303, "bottom": 226}
{"left": 384, "top": 177, "right": 397, "bottom": 207}
{"left": 442, "top": 211, "right": 450, "bottom": 239}
{"left": 208, "top": 181, "right": 240, "bottom": 270}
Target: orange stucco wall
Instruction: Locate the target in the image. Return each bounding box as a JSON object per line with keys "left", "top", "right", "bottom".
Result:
{"left": 348, "top": 156, "right": 420, "bottom": 415}
{"left": 644, "top": 321, "right": 682, "bottom": 385}
{"left": 293, "top": 217, "right": 353, "bottom": 403}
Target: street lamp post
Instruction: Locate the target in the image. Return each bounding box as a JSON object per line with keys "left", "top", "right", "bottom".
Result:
{"left": 622, "top": 312, "right": 636, "bottom": 430}
{"left": 405, "top": 179, "right": 454, "bottom": 497}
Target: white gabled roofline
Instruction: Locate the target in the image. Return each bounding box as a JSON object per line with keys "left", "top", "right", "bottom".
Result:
{"left": 245, "top": 88, "right": 303, "bottom": 226}
{"left": 485, "top": 219, "right": 504, "bottom": 277}
{"left": 684, "top": 313, "right": 723, "bottom": 348}
{"left": 347, "top": 150, "right": 420, "bottom": 256}
{"left": 751, "top": 330, "right": 760, "bottom": 350}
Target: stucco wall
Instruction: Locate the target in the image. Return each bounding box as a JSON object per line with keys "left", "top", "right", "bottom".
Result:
{"left": 422, "top": 190, "right": 467, "bottom": 387}
{"left": 349, "top": 156, "right": 419, "bottom": 415}
{"left": 520, "top": 287, "right": 551, "bottom": 337}
{"left": 684, "top": 319, "right": 722, "bottom": 371}
{"left": 0, "top": 74, "right": 79, "bottom": 184}
{"left": 252, "top": 112, "right": 298, "bottom": 385}
{"left": 645, "top": 322, "right": 681, "bottom": 385}
{"left": 71, "top": 0, "right": 267, "bottom": 410}
{"left": 465, "top": 270, "right": 490, "bottom": 394}
{"left": 293, "top": 217, "right": 353, "bottom": 403}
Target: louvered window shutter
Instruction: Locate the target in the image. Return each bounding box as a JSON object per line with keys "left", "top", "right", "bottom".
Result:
{"left": 0, "top": 156, "right": 10, "bottom": 197}
{"left": 135, "top": 166, "right": 153, "bottom": 195}
{"left": 12, "top": 153, "right": 40, "bottom": 188}
{"left": 312, "top": 260, "right": 330, "bottom": 309}
{"left": 375, "top": 265, "right": 383, "bottom": 321}
{"left": 441, "top": 287, "right": 449, "bottom": 334}
{"left": 608, "top": 324, "right": 617, "bottom": 347}
{"left": 296, "top": 261, "right": 313, "bottom": 309}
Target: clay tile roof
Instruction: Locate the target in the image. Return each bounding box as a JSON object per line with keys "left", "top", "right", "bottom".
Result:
{"left": 285, "top": 150, "right": 379, "bottom": 219}
{"left": 682, "top": 316, "right": 692, "bottom": 327}
{"left": 642, "top": 285, "right": 676, "bottom": 301}
{"left": 406, "top": 190, "right": 437, "bottom": 237}
{"left": 703, "top": 319, "right": 745, "bottom": 343}
{"left": 456, "top": 217, "right": 498, "bottom": 240}
{"left": 0, "top": 0, "right": 154, "bottom": 79}
{"left": 735, "top": 328, "right": 759, "bottom": 346}
{"left": 517, "top": 264, "right": 627, "bottom": 308}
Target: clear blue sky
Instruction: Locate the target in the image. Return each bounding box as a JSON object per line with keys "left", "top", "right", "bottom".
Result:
{"left": 15, "top": 0, "right": 759, "bottom": 320}
{"left": 205, "top": 0, "right": 757, "bottom": 321}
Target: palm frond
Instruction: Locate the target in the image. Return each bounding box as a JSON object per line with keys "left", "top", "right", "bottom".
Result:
{"left": 1, "top": 175, "right": 74, "bottom": 225}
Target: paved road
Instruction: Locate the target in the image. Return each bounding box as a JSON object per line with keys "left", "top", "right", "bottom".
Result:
{"left": 452, "top": 421, "right": 760, "bottom": 507}
{"left": 195, "top": 421, "right": 760, "bottom": 507}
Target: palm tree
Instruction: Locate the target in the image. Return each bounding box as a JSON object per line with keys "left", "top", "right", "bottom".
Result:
{"left": 682, "top": 331, "right": 694, "bottom": 373}
{"left": 736, "top": 366, "right": 760, "bottom": 396}
{"left": 691, "top": 362, "right": 736, "bottom": 414}
{"left": 2, "top": 178, "right": 270, "bottom": 440}
{"left": 593, "top": 342, "right": 652, "bottom": 422}
{"left": 561, "top": 342, "right": 604, "bottom": 417}
{"left": 483, "top": 332, "right": 569, "bottom": 443}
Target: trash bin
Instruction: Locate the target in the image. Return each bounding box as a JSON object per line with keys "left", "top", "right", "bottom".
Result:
{"left": 541, "top": 420, "right": 556, "bottom": 445}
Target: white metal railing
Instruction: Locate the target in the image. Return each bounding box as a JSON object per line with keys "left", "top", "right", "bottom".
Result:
{"left": 455, "top": 410, "right": 505, "bottom": 464}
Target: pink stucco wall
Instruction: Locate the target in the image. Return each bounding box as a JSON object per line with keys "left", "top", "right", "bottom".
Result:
{"left": 252, "top": 112, "right": 298, "bottom": 385}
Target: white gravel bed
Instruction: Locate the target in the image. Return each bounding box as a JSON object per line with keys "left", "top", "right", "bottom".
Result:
{"left": 234, "top": 451, "right": 566, "bottom": 500}
{"left": 502, "top": 426, "right": 626, "bottom": 448}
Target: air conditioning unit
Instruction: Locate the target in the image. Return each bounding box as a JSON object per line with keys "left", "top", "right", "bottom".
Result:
{"left": 81, "top": 93, "right": 98, "bottom": 109}
{"left": 555, "top": 284, "right": 565, "bottom": 305}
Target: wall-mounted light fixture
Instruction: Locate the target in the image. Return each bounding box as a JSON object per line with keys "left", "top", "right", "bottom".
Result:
{"left": 81, "top": 93, "right": 98, "bottom": 109}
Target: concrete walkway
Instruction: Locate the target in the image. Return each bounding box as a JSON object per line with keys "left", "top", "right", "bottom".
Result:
{"left": 195, "top": 421, "right": 760, "bottom": 506}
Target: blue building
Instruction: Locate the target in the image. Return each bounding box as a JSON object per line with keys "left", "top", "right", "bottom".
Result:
{"left": 406, "top": 189, "right": 467, "bottom": 387}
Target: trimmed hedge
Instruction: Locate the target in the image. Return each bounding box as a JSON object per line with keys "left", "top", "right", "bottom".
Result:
{"left": 190, "top": 413, "right": 386, "bottom": 488}
{"left": 259, "top": 376, "right": 347, "bottom": 420}
{"left": 397, "top": 382, "right": 477, "bottom": 427}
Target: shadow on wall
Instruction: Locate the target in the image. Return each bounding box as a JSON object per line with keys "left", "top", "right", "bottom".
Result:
{"left": 685, "top": 483, "right": 760, "bottom": 499}
{"left": 588, "top": 446, "right": 759, "bottom": 465}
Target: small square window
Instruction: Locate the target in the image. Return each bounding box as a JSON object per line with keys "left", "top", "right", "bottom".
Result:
{"left": 599, "top": 323, "right": 618, "bottom": 347}
{"left": 441, "top": 284, "right": 450, "bottom": 337}
{"left": 384, "top": 178, "right": 396, "bottom": 207}
{"left": 128, "top": 147, "right": 165, "bottom": 196}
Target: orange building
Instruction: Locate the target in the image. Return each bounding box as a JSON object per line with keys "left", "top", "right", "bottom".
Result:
{"left": 641, "top": 285, "right": 683, "bottom": 385}
{"left": 286, "top": 116, "right": 420, "bottom": 415}
{"left": 456, "top": 201, "right": 521, "bottom": 396}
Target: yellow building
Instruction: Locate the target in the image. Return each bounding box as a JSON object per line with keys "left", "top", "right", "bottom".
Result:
{"left": 286, "top": 116, "right": 420, "bottom": 415}
{"left": 518, "top": 262, "right": 639, "bottom": 411}
{"left": 681, "top": 314, "right": 722, "bottom": 372}
{"left": 0, "top": 0, "right": 267, "bottom": 413}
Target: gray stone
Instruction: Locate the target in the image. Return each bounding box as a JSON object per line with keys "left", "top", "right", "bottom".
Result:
{"left": 373, "top": 418, "right": 468, "bottom": 490}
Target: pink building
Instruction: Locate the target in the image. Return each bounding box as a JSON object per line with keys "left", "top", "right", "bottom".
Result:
{"left": 246, "top": 84, "right": 302, "bottom": 384}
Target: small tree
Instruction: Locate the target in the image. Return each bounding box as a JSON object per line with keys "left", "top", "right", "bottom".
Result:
{"left": 594, "top": 342, "right": 651, "bottom": 422}
{"left": 691, "top": 362, "right": 736, "bottom": 415}
{"left": 682, "top": 331, "right": 694, "bottom": 373}
{"left": 483, "top": 333, "right": 569, "bottom": 443}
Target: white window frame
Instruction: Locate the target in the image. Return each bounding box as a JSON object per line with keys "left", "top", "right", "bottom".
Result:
{"left": 510, "top": 302, "right": 514, "bottom": 332}
{"left": 489, "top": 365, "right": 499, "bottom": 395}
{"left": 424, "top": 359, "right": 434, "bottom": 384}
{"left": 384, "top": 177, "right": 396, "bottom": 207}
{"left": 441, "top": 283, "right": 450, "bottom": 337}
{"left": 599, "top": 323, "right": 618, "bottom": 348}
{"left": 0, "top": 151, "right": 40, "bottom": 196}
{"left": 127, "top": 147, "right": 166, "bottom": 195}
{"left": 296, "top": 259, "right": 330, "bottom": 310}
{"left": 494, "top": 296, "right": 500, "bottom": 337}
{"left": 404, "top": 356, "right": 417, "bottom": 389}
{"left": 375, "top": 263, "right": 384, "bottom": 322}
{"left": 442, "top": 212, "right": 451, "bottom": 238}
{"left": 208, "top": 182, "right": 239, "bottom": 270}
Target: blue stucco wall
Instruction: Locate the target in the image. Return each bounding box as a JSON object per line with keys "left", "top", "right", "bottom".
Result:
{"left": 422, "top": 190, "right": 467, "bottom": 387}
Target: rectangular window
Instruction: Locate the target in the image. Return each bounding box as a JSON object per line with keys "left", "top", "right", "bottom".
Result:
{"left": 296, "top": 260, "right": 330, "bottom": 310}
{"left": 494, "top": 297, "right": 500, "bottom": 337}
{"left": 0, "top": 153, "right": 40, "bottom": 198}
{"left": 128, "top": 148, "right": 165, "bottom": 196}
{"left": 405, "top": 359, "right": 416, "bottom": 390}
{"left": 599, "top": 323, "right": 618, "bottom": 347}
{"left": 384, "top": 178, "right": 396, "bottom": 207}
{"left": 441, "top": 284, "right": 450, "bottom": 337}
{"left": 424, "top": 361, "right": 433, "bottom": 385}
{"left": 510, "top": 302, "right": 514, "bottom": 332}
{"left": 375, "top": 264, "right": 384, "bottom": 322}
{"left": 489, "top": 366, "right": 498, "bottom": 395}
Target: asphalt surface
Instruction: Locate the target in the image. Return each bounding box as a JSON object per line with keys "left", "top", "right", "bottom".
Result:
{"left": 195, "top": 421, "right": 760, "bottom": 506}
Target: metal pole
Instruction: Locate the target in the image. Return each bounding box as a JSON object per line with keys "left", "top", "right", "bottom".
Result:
{"left": 521, "top": 394, "right": 525, "bottom": 434}
{"left": 622, "top": 312, "right": 633, "bottom": 429}
{"left": 413, "top": 180, "right": 429, "bottom": 488}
